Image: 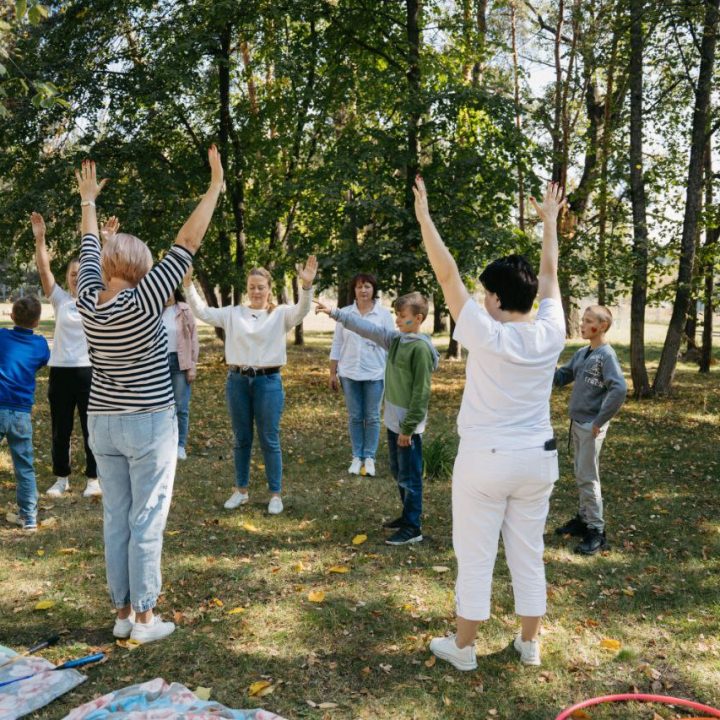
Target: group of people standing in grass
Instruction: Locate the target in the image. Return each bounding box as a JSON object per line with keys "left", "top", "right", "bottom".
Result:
{"left": 0, "top": 145, "right": 626, "bottom": 666}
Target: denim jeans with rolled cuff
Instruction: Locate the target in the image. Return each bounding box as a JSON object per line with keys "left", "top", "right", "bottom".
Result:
{"left": 387, "top": 428, "right": 423, "bottom": 531}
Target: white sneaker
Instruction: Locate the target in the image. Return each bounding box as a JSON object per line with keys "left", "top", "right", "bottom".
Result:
{"left": 268, "top": 496, "right": 283, "bottom": 515}
{"left": 224, "top": 489, "right": 249, "bottom": 509}
{"left": 113, "top": 612, "right": 135, "bottom": 639}
{"left": 514, "top": 633, "right": 541, "bottom": 666}
{"left": 348, "top": 457, "right": 362, "bottom": 475}
{"left": 177, "top": 446, "right": 187, "bottom": 460}
{"left": 130, "top": 615, "right": 175, "bottom": 644}
{"left": 363, "top": 458, "right": 376, "bottom": 476}
{"left": 46, "top": 478, "right": 69, "bottom": 497}
{"left": 83, "top": 479, "right": 102, "bottom": 497}
{"left": 429, "top": 634, "right": 477, "bottom": 671}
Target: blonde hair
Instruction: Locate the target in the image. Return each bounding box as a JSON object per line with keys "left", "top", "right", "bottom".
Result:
{"left": 394, "top": 291, "right": 429, "bottom": 321}
{"left": 247, "top": 267, "right": 277, "bottom": 313}
{"left": 101, "top": 233, "right": 153, "bottom": 286}
{"left": 585, "top": 304, "right": 613, "bottom": 331}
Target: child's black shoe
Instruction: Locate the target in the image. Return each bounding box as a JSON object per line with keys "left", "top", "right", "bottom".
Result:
{"left": 554, "top": 514, "right": 588, "bottom": 537}
{"left": 385, "top": 526, "right": 423, "bottom": 545}
{"left": 575, "top": 528, "right": 607, "bottom": 555}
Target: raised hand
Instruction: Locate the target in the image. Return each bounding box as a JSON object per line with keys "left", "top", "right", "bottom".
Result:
{"left": 75, "top": 160, "right": 108, "bottom": 202}
{"left": 100, "top": 216, "right": 120, "bottom": 243}
{"left": 30, "top": 212, "right": 46, "bottom": 243}
{"left": 412, "top": 175, "right": 431, "bottom": 222}
{"left": 313, "top": 299, "right": 333, "bottom": 316}
{"left": 297, "top": 255, "right": 318, "bottom": 289}
{"left": 530, "top": 182, "right": 567, "bottom": 224}
{"left": 208, "top": 144, "right": 224, "bottom": 191}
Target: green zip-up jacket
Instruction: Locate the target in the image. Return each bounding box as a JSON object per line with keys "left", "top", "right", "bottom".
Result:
{"left": 331, "top": 307, "right": 439, "bottom": 435}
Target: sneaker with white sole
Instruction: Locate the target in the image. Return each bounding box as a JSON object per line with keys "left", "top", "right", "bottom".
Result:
{"left": 83, "top": 479, "right": 102, "bottom": 497}
{"left": 348, "top": 457, "right": 362, "bottom": 475}
{"left": 177, "top": 446, "right": 187, "bottom": 460}
{"left": 268, "top": 496, "right": 283, "bottom": 515}
{"left": 363, "top": 458, "right": 376, "bottom": 476}
{"left": 429, "top": 634, "right": 477, "bottom": 671}
{"left": 130, "top": 615, "right": 175, "bottom": 644}
{"left": 224, "top": 489, "right": 249, "bottom": 509}
{"left": 46, "top": 477, "right": 69, "bottom": 497}
{"left": 113, "top": 612, "right": 135, "bottom": 639}
{"left": 514, "top": 633, "right": 541, "bottom": 666}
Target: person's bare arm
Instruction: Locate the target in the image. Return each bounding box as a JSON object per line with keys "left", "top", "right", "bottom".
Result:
{"left": 75, "top": 160, "right": 108, "bottom": 239}
{"left": 174, "top": 145, "right": 224, "bottom": 255}
{"left": 31, "top": 213, "right": 55, "bottom": 297}
{"left": 531, "top": 182, "right": 567, "bottom": 303}
{"left": 413, "top": 177, "right": 470, "bottom": 321}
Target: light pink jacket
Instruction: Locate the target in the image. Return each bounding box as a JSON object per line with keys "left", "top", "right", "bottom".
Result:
{"left": 170, "top": 302, "right": 200, "bottom": 380}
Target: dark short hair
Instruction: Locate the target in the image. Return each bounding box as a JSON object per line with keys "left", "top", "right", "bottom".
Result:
{"left": 479, "top": 254, "right": 538, "bottom": 313}
{"left": 394, "top": 291, "right": 429, "bottom": 321}
{"left": 351, "top": 273, "right": 378, "bottom": 300}
{"left": 12, "top": 295, "right": 42, "bottom": 328}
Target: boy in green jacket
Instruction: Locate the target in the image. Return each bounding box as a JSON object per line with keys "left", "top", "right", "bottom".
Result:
{"left": 316, "top": 292, "right": 439, "bottom": 545}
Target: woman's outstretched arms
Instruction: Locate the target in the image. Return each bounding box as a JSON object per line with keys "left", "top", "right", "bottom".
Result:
{"left": 413, "top": 177, "right": 470, "bottom": 322}
{"left": 530, "top": 182, "right": 566, "bottom": 303}
{"left": 31, "top": 213, "right": 55, "bottom": 297}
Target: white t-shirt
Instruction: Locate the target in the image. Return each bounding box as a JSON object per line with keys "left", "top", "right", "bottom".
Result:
{"left": 454, "top": 297, "right": 566, "bottom": 449}
{"left": 162, "top": 306, "right": 178, "bottom": 353}
{"left": 48, "top": 284, "right": 91, "bottom": 367}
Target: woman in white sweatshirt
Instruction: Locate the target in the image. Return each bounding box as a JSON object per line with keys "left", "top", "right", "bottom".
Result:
{"left": 184, "top": 260, "right": 317, "bottom": 515}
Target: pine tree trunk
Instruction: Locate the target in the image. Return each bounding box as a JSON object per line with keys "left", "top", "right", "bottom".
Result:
{"left": 654, "top": 0, "right": 720, "bottom": 393}
{"left": 700, "top": 140, "right": 718, "bottom": 372}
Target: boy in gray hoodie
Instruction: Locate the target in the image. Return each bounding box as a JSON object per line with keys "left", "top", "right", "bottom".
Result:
{"left": 553, "top": 305, "right": 626, "bottom": 555}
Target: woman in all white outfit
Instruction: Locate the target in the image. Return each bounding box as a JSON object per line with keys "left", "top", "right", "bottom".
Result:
{"left": 414, "top": 179, "right": 567, "bottom": 670}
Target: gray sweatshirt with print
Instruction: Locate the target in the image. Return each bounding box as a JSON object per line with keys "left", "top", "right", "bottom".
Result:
{"left": 554, "top": 343, "right": 627, "bottom": 428}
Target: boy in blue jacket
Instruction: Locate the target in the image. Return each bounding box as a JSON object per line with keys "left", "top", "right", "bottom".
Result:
{"left": 0, "top": 296, "right": 50, "bottom": 531}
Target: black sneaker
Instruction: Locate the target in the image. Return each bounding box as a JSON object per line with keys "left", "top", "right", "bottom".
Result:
{"left": 575, "top": 528, "right": 607, "bottom": 555}
{"left": 554, "top": 514, "right": 588, "bottom": 537}
{"left": 385, "top": 526, "right": 423, "bottom": 545}
{"left": 382, "top": 516, "right": 404, "bottom": 530}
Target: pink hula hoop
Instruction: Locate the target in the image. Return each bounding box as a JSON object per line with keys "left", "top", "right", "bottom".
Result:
{"left": 555, "top": 693, "right": 720, "bottom": 720}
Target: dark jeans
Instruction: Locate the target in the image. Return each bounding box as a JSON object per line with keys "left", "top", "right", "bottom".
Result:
{"left": 48, "top": 366, "right": 97, "bottom": 479}
{"left": 387, "top": 429, "right": 423, "bottom": 530}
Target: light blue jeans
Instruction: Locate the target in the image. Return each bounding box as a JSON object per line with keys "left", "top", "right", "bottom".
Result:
{"left": 226, "top": 371, "right": 285, "bottom": 493}
{"left": 0, "top": 409, "right": 37, "bottom": 523}
{"left": 339, "top": 377, "right": 384, "bottom": 460}
{"left": 168, "top": 352, "right": 191, "bottom": 448}
{"left": 88, "top": 407, "right": 178, "bottom": 612}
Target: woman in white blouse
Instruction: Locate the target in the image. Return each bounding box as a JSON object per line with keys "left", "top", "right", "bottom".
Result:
{"left": 31, "top": 211, "right": 101, "bottom": 498}
{"left": 329, "top": 273, "right": 394, "bottom": 477}
{"left": 184, "top": 260, "right": 317, "bottom": 515}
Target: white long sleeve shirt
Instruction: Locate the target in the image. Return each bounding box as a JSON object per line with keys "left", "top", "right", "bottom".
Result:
{"left": 329, "top": 301, "right": 395, "bottom": 381}
{"left": 185, "top": 283, "right": 313, "bottom": 368}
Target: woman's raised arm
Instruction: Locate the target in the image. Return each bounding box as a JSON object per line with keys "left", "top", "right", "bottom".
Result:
{"left": 31, "top": 212, "right": 55, "bottom": 297}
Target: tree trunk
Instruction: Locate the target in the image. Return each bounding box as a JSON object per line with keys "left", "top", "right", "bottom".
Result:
{"left": 471, "top": 0, "right": 488, "bottom": 87}
{"left": 627, "top": 0, "right": 652, "bottom": 398}
{"left": 292, "top": 276, "right": 304, "bottom": 346}
{"left": 700, "top": 139, "right": 718, "bottom": 372}
{"left": 433, "top": 292, "right": 448, "bottom": 334}
{"left": 654, "top": 0, "right": 720, "bottom": 394}
{"left": 447, "top": 316, "right": 461, "bottom": 359}
{"left": 510, "top": 0, "right": 525, "bottom": 232}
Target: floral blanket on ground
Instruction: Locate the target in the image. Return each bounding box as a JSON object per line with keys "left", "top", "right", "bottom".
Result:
{"left": 62, "top": 678, "right": 287, "bottom": 720}
{"left": 0, "top": 644, "right": 86, "bottom": 720}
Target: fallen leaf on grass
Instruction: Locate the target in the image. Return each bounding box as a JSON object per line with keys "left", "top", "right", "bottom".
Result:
{"left": 570, "top": 711, "right": 591, "bottom": 719}
{"left": 248, "top": 680, "right": 274, "bottom": 697}
{"left": 327, "top": 565, "right": 350, "bottom": 574}
{"left": 318, "top": 702, "right": 338, "bottom": 709}
{"left": 307, "top": 590, "right": 326, "bottom": 603}
{"left": 34, "top": 600, "right": 55, "bottom": 610}
{"left": 115, "top": 638, "right": 141, "bottom": 650}
{"left": 227, "top": 607, "right": 245, "bottom": 615}
{"left": 241, "top": 522, "right": 259, "bottom": 533}
{"left": 424, "top": 656, "right": 436, "bottom": 668}
{"left": 166, "top": 530, "right": 181, "bottom": 536}
{"left": 194, "top": 687, "right": 212, "bottom": 701}
{"left": 211, "top": 598, "right": 224, "bottom": 607}
{"left": 600, "top": 638, "right": 622, "bottom": 651}
{"left": 36, "top": 549, "right": 45, "bottom": 556}
{"left": 5, "top": 512, "right": 19, "bottom": 525}
{"left": 58, "top": 548, "right": 79, "bottom": 555}
{"left": 40, "top": 517, "right": 58, "bottom": 528}
{"left": 292, "top": 561, "right": 305, "bottom": 572}
{"left": 352, "top": 534, "right": 367, "bottom": 545}
{"left": 432, "top": 566, "right": 450, "bottom": 573}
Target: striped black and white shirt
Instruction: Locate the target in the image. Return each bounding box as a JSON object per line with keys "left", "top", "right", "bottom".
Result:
{"left": 77, "top": 233, "right": 193, "bottom": 414}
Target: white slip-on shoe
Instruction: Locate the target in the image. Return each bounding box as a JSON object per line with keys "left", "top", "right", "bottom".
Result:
{"left": 46, "top": 477, "right": 69, "bottom": 497}
{"left": 514, "top": 633, "right": 541, "bottom": 666}
{"left": 224, "top": 489, "right": 249, "bottom": 510}
{"left": 429, "top": 634, "right": 477, "bottom": 671}
{"left": 348, "top": 457, "right": 362, "bottom": 475}
{"left": 113, "top": 612, "right": 136, "bottom": 639}
{"left": 268, "top": 496, "right": 283, "bottom": 515}
{"left": 83, "top": 479, "right": 102, "bottom": 497}
{"left": 363, "top": 458, "right": 376, "bottom": 476}
{"left": 130, "top": 615, "right": 175, "bottom": 644}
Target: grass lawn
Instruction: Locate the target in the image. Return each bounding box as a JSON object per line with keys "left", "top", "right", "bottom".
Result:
{"left": 1, "top": 323, "right": 719, "bottom": 720}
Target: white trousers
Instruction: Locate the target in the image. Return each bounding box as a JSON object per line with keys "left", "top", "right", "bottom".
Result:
{"left": 452, "top": 441, "right": 558, "bottom": 621}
